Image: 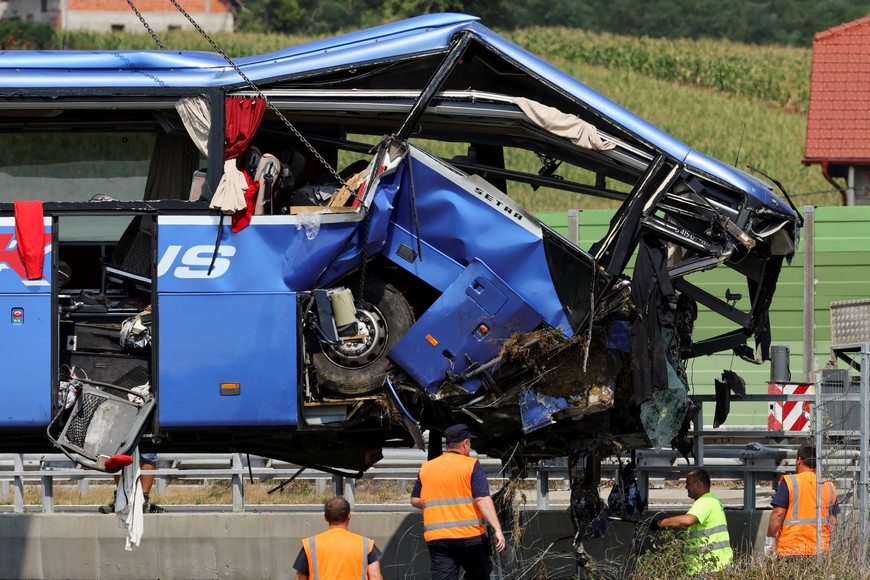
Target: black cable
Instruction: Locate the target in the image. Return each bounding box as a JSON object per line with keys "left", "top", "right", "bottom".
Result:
{"left": 405, "top": 143, "right": 424, "bottom": 262}
{"left": 207, "top": 214, "right": 224, "bottom": 276}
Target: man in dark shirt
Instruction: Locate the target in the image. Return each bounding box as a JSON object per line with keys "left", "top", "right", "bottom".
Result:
{"left": 293, "top": 496, "right": 383, "bottom": 580}
{"left": 766, "top": 444, "right": 839, "bottom": 557}
{"left": 411, "top": 424, "right": 505, "bottom": 580}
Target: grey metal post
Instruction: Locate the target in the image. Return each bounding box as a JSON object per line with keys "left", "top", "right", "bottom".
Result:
{"left": 344, "top": 479, "right": 356, "bottom": 508}
{"left": 78, "top": 478, "right": 89, "bottom": 495}
{"left": 315, "top": 478, "right": 327, "bottom": 495}
{"left": 332, "top": 475, "right": 344, "bottom": 497}
{"left": 155, "top": 458, "right": 167, "bottom": 495}
{"left": 567, "top": 209, "right": 580, "bottom": 246}
{"left": 814, "top": 373, "right": 823, "bottom": 557}
{"left": 13, "top": 453, "right": 23, "bottom": 513}
{"left": 803, "top": 206, "right": 816, "bottom": 382}
{"left": 743, "top": 471, "right": 755, "bottom": 511}
{"left": 693, "top": 404, "right": 704, "bottom": 467}
{"left": 536, "top": 469, "right": 549, "bottom": 510}
{"left": 637, "top": 454, "right": 649, "bottom": 506}
{"left": 231, "top": 452, "right": 245, "bottom": 512}
{"left": 1, "top": 479, "right": 9, "bottom": 500}
{"left": 41, "top": 476, "right": 54, "bottom": 513}
{"left": 861, "top": 343, "right": 870, "bottom": 557}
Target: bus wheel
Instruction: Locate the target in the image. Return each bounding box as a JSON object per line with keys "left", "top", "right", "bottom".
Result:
{"left": 312, "top": 278, "right": 414, "bottom": 396}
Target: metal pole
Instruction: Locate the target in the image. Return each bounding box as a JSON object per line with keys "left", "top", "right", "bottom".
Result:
{"left": 41, "top": 476, "right": 54, "bottom": 513}
{"left": 13, "top": 453, "right": 23, "bottom": 513}
{"left": 231, "top": 452, "right": 245, "bottom": 512}
{"left": 861, "top": 343, "right": 870, "bottom": 558}
{"left": 814, "top": 373, "right": 823, "bottom": 557}
{"left": 536, "top": 469, "right": 549, "bottom": 510}
{"left": 332, "top": 475, "right": 344, "bottom": 497}
{"left": 344, "top": 479, "right": 356, "bottom": 508}
{"left": 743, "top": 471, "right": 755, "bottom": 512}
{"left": 567, "top": 209, "right": 579, "bottom": 246}
{"left": 803, "top": 205, "right": 816, "bottom": 382}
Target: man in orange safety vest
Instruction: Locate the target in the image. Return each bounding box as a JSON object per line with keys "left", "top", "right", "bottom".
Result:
{"left": 411, "top": 423, "right": 506, "bottom": 580}
{"left": 765, "top": 444, "right": 838, "bottom": 557}
{"left": 294, "top": 496, "right": 383, "bottom": 580}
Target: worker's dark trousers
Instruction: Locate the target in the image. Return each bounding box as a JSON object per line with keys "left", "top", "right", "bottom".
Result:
{"left": 426, "top": 538, "right": 493, "bottom": 580}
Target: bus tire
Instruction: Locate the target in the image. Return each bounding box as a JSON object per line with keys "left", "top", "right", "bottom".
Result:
{"left": 312, "top": 278, "right": 414, "bottom": 396}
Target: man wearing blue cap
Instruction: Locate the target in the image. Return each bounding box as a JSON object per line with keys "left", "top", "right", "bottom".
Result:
{"left": 411, "top": 423, "right": 505, "bottom": 579}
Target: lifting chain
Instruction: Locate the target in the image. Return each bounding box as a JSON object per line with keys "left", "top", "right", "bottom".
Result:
{"left": 124, "top": 0, "right": 165, "bottom": 50}
{"left": 124, "top": 0, "right": 375, "bottom": 298}
{"left": 164, "top": 0, "right": 350, "bottom": 191}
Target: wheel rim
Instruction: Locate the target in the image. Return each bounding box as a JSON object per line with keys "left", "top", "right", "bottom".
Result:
{"left": 321, "top": 301, "right": 389, "bottom": 369}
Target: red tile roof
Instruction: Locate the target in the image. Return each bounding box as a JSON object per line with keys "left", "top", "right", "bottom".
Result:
{"left": 805, "top": 15, "right": 870, "bottom": 165}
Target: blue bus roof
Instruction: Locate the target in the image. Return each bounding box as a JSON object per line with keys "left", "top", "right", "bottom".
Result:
{"left": 0, "top": 13, "right": 792, "bottom": 216}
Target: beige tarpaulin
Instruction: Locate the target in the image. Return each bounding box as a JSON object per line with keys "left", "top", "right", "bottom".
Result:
{"left": 516, "top": 97, "right": 615, "bottom": 151}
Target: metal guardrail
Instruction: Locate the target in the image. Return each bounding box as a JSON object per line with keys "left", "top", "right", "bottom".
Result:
{"left": 1, "top": 392, "right": 821, "bottom": 514}
{"left": 633, "top": 392, "right": 851, "bottom": 512}
{"left": 0, "top": 450, "right": 576, "bottom": 513}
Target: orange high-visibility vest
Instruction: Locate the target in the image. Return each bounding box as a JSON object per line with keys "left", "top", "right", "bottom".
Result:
{"left": 302, "top": 527, "right": 374, "bottom": 580}
{"left": 419, "top": 452, "right": 486, "bottom": 542}
{"left": 777, "top": 471, "right": 837, "bottom": 556}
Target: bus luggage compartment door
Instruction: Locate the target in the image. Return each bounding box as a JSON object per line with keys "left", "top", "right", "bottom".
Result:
{"left": 0, "top": 216, "right": 52, "bottom": 427}
{"left": 156, "top": 217, "right": 297, "bottom": 428}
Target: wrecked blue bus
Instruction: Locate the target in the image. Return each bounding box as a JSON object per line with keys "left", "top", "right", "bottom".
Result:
{"left": 0, "top": 14, "right": 798, "bottom": 484}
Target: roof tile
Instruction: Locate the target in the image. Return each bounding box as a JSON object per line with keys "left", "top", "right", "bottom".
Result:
{"left": 806, "top": 16, "right": 870, "bottom": 162}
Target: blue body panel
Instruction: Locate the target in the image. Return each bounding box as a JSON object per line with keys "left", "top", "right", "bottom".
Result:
{"left": 157, "top": 217, "right": 366, "bottom": 293}
{"left": 0, "top": 13, "right": 792, "bottom": 217}
{"left": 383, "top": 148, "right": 573, "bottom": 332}
{"left": 389, "top": 259, "right": 544, "bottom": 394}
{"left": 0, "top": 219, "right": 52, "bottom": 427}
{"left": 519, "top": 388, "right": 570, "bottom": 434}
{"left": 157, "top": 218, "right": 298, "bottom": 427}
{"left": 157, "top": 292, "right": 297, "bottom": 427}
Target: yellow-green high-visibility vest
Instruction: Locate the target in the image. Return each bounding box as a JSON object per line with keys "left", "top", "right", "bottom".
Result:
{"left": 685, "top": 492, "right": 733, "bottom": 575}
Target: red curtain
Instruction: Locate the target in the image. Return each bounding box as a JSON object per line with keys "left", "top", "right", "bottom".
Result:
{"left": 225, "top": 97, "right": 265, "bottom": 231}
{"left": 224, "top": 97, "right": 265, "bottom": 159}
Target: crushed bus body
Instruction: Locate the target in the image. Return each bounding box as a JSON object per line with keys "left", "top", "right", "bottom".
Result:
{"left": 0, "top": 14, "right": 798, "bottom": 480}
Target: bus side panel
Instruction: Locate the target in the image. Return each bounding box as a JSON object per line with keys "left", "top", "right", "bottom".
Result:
{"left": 0, "top": 216, "right": 52, "bottom": 427}
{"left": 157, "top": 292, "right": 297, "bottom": 427}
{"left": 157, "top": 216, "right": 298, "bottom": 428}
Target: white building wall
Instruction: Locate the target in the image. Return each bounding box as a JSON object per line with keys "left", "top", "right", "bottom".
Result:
{"left": 1, "top": 0, "right": 233, "bottom": 33}
{"left": 852, "top": 165, "right": 870, "bottom": 206}
{"left": 0, "top": 0, "right": 61, "bottom": 25}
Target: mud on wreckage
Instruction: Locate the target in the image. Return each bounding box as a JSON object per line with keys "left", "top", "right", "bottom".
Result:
{"left": 0, "top": 12, "right": 798, "bottom": 568}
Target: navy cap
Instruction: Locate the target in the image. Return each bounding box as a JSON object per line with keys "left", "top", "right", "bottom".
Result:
{"left": 444, "top": 423, "right": 477, "bottom": 445}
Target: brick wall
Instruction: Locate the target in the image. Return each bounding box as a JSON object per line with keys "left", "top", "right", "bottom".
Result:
{"left": 68, "top": 0, "right": 230, "bottom": 14}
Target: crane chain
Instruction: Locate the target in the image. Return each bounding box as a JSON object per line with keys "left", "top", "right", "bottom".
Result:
{"left": 125, "top": 0, "right": 371, "bottom": 293}
{"left": 124, "top": 0, "right": 165, "bottom": 50}
{"left": 166, "top": 0, "right": 349, "bottom": 190}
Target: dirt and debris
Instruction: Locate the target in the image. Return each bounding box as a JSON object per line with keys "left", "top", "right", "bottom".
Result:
{"left": 501, "top": 329, "right": 615, "bottom": 401}
{"left": 500, "top": 328, "right": 564, "bottom": 374}
{"left": 374, "top": 392, "right": 404, "bottom": 424}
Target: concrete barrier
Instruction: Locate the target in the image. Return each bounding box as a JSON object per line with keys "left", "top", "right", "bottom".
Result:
{"left": 0, "top": 510, "right": 771, "bottom": 579}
